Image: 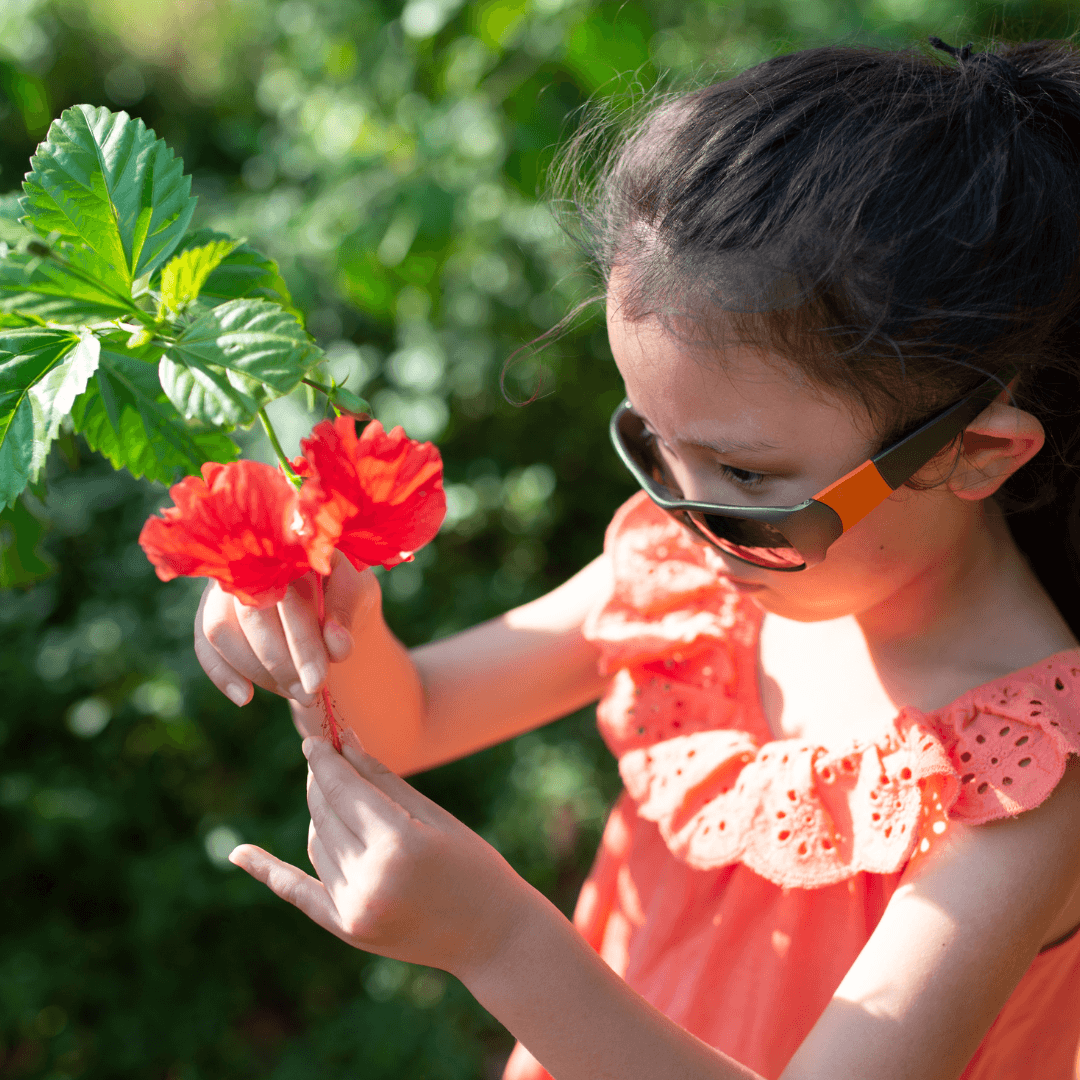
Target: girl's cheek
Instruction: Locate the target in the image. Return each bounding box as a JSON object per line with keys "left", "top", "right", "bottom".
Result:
{"left": 732, "top": 489, "right": 945, "bottom": 621}
{"left": 755, "top": 524, "right": 914, "bottom": 620}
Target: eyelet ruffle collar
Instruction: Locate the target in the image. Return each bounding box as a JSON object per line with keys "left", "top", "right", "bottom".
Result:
{"left": 584, "top": 493, "right": 1080, "bottom": 890}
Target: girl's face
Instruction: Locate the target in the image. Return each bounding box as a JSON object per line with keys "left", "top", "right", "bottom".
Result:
{"left": 606, "top": 287, "right": 983, "bottom": 623}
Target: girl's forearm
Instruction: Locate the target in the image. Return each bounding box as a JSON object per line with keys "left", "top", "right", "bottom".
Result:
{"left": 319, "top": 556, "right": 612, "bottom": 776}
{"left": 463, "top": 893, "right": 762, "bottom": 1080}
{"left": 324, "top": 605, "right": 429, "bottom": 774}
{"left": 322, "top": 609, "right": 607, "bottom": 776}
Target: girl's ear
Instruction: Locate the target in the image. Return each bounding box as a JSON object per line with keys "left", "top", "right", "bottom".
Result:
{"left": 945, "top": 401, "right": 1045, "bottom": 501}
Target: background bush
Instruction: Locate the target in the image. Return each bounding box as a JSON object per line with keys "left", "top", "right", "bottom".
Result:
{"left": 1, "top": 1, "right": 1075, "bottom": 1077}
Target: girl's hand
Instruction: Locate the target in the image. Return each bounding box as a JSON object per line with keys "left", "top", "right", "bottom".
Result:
{"left": 194, "top": 552, "right": 380, "bottom": 708}
{"left": 228, "top": 729, "right": 535, "bottom": 981}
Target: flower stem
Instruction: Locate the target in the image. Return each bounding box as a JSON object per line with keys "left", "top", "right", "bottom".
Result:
{"left": 258, "top": 408, "right": 302, "bottom": 488}
{"left": 314, "top": 573, "right": 343, "bottom": 754}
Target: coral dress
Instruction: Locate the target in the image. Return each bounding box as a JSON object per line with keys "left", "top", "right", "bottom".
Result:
{"left": 504, "top": 493, "right": 1080, "bottom": 1080}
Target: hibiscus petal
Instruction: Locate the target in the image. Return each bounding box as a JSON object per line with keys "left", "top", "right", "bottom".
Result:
{"left": 139, "top": 460, "right": 314, "bottom": 608}
{"left": 299, "top": 417, "right": 446, "bottom": 573}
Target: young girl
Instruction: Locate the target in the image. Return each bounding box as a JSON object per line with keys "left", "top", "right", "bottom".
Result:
{"left": 197, "top": 38, "right": 1080, "bottom": 1080}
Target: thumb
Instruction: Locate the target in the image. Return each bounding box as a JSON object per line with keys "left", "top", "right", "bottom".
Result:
{"left": 322, "top": 552, "right": 380, "bottom": 662}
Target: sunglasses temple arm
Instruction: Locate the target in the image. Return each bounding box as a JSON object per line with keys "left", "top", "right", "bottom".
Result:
{"left": 811, "top": 461, "right": 893, "bottom": 532}
{"left": 814, "top": 368, "right": 1019, "bottom": 532}
{"left": 873, "top": 367, "right": 1019, "bottom": 489}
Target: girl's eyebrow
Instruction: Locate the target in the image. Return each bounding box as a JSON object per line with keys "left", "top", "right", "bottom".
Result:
{"left": 682, "top": 435, "right": 783, "bottom": 456}
{"left": 632, "top": 406, "right": 781, "bottom": 455}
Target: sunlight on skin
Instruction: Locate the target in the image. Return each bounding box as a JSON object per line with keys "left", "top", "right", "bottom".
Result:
{"left": 831, "top": 888, "right": 956, "bottom": 1020}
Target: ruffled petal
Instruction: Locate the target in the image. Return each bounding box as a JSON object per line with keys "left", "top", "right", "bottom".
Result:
{"left": 299, "top": 417, "right": 445, "bottom": 574}
{"left": 138, "top": 460, "right": 313, "bottom": 608}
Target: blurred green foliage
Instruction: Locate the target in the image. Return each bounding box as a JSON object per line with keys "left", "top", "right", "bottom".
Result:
{"left": 1, "top": 0, "right": 1077, "bottom": 1076}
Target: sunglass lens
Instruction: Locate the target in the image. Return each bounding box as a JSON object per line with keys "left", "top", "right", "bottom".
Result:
{"left": 615, "top": 408, "right": 806, "bottom": 570}
{"left": 688, "top": 512, "right": 805, "bottom": 570}
{"left": 617, "top": 410, "right": 680, "bottom": 495}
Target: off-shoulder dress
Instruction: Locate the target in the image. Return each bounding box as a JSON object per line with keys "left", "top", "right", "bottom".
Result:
{"left": 503, "top": 492, "right": 1080, "bottom": 1080}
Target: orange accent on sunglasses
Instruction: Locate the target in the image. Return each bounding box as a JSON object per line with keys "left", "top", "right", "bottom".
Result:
{"left": 813, "top": 461, "right": 894, "bottom": 531}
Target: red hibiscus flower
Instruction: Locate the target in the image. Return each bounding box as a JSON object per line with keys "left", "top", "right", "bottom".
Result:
{"left": 138, "top": 460, "right": 316, "bottom": 608}
{"left": 298, "top": 417, "right": 446, "bottom": 574}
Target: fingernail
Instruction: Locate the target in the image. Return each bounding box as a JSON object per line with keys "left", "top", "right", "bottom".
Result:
{"left": 324, "top": 620, "right": 353, "bottom": 656}
{"left": 298, "top": 662, "right": 323, "bottom": 695}
{"left": 225, "top": 684, "right": 248, "bottom": 707}
{"left": 288, "top": 683, "right": 313, "bottom": 706}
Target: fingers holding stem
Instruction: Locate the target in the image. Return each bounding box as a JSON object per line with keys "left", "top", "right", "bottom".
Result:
{"left": 311, "top": 572, "right": 343, "bottom": 751}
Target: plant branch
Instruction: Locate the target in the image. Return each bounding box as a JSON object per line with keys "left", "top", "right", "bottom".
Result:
{"left": 258, "top": 408, "right": 302, "bottom": 487}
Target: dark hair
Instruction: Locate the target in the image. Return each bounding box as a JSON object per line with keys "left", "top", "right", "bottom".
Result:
{"left": 550, "top": 39, "right": 1080, "bottom": 634}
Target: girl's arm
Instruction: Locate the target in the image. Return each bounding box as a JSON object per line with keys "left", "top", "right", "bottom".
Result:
{"left": 196, "top": 554, "right": 612, "bottom": 776}
{"left": 478, "top": 758, "right": 1080, "bottom": 1080}
{"left": 234, "top": 737, "right": 1080, "bottom": 1080}
{"left": 783, "top": 756, "right": 1080, "bottom": 1080}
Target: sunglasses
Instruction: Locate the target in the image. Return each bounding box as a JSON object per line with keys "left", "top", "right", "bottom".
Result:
{"left": 609, "top": 367, "right": 1017, "bottom": 571}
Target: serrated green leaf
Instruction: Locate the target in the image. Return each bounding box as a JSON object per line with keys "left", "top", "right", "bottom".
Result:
{"left": 157, "top": 355, "right": 259, "bottom": 428}
{"left": 20, "top": 104, "right": 197, "bottom": 291}
{"left": 168, "top": 229, "right": 295, "bottom": 312}
{"left": 158, "top": 238, "right": 238, "bottom": 316}
{"left": 71, "top": 348, "right": 239, "bottom": 484}
{"left": 0, "top": 327, "right": 78, "bottom": 508}
{"left": 28, "top": 330, "right": 100, "bottom": 478}
{"left": 159, "top": 298, "right": 321, "bottom": 426}
{"left": 0, "top": 246, "right": 137, "bottom": 325}
{"left": 0, "top": 495, "right": 55, "bottom": 587}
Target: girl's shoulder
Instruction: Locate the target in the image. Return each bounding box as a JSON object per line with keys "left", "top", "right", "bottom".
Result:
{"left": 583, "top": 493, "right": 1080, "bottom": 890}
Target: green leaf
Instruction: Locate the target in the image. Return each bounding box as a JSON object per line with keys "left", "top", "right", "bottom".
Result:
{"left": 0, "top": 495, "right": 55, "bottom": 587}
{"left": 168, "top": 229, "right": 295, "bottom": 312}
{"left": 71, "top": 348, "right": 239, "bottom": 484}
{"left": 158, "top": 238, "right": 238, "bottom": 316}
{"left": 159, "top": 298, "right": 321, "bottom": 426}
{"left": 0, "top": 246, "right": 138, "bottom": 325}
{"left": 20, "top": 104, "right": 197, "bottom": 291}
{"left": 0, "top": 327, "right": 78, "bottom": 508}
{"left": 28, "top": 330, "right": 100, "bottom": 476}
{"left": 0, "top": 312, "right": 44, "bottom": 328}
